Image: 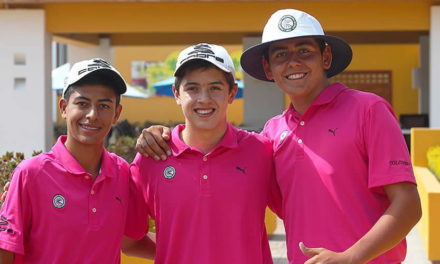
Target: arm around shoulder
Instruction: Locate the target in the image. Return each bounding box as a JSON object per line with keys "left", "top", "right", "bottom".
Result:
{"left": 121, "top": 233, "right": 156, "bottom": 259}
{"left": 0, "top": 249, "right": 14, "bottom": 264}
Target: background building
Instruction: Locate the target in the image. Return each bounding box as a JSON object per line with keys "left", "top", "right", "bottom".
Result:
{"left": 0, "top": 0, "right": 438, "bottom": 156}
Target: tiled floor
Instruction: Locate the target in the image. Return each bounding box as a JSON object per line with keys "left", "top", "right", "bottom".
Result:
{"left": 269, "top": 217, "right": 432, "bottom": 264}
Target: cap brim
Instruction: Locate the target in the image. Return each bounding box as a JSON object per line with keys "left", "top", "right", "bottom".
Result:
{"left": 67, "top": 68, "right": 127, "bottom": 96}
{"left": 240, "top": 35, "right": 352, "bottom": 82}
{"left": 174, "top": 58, "right": 233, "bottom": 78}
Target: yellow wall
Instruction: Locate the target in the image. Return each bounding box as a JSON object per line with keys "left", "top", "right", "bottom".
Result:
{"left": 348, "top": 44, "right": 419, "bottom": 117}
{"left": 44, "top": 1, "right": 430, "bottom": 33}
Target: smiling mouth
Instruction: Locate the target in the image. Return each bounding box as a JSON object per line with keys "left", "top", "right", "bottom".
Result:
{"left": 286, "top": 73, "right": 306, "bottom": 80}
{"left": 79, "top": 124, "right": 100, "bottom": 131}
{"left": 195, "top": 109, "right": 215, "bottom": 116}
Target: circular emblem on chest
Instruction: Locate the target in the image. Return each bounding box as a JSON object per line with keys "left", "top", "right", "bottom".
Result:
{"left": 278, "top": 15, "right": 297, "bottom": 32}
{"left": 163, "top": 166, "right": 176, "bottom": 179}
{"left": 53, "top": 194, "right": 66, "bottom": 209}
{"left": 280, "top": 130, "right": 289, "bottom": 143}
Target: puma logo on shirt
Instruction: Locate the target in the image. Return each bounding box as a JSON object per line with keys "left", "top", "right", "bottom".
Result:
{"left": 236, "top": 166, "right": 246, "bottom": 174}
{"left": 328, "top": 128, "right": 338, "bottom": 136}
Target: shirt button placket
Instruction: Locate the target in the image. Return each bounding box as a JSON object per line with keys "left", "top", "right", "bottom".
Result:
{"left": 296, "top": 120, "right": 305, "bottom": 158}
{"left": 200, "top": 155, "right": 211, "bottom": 196}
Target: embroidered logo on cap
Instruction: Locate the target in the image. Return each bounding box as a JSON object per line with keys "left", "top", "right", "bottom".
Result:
{"left": 180, "top": 43, "right": 225, "bottom": 65}
{"left": 280, "top": 130, "right": 289, "bottom": 143}
{"left": 53, "top": 194, "right": 66, "bottom": 209}
{"left": 163, "top": 166, "right": 176, "bottom": 180}
{"left": 278, "top": 15, "right": 297, "bottom": 32}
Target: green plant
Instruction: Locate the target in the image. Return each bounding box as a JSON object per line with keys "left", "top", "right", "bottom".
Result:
{"left": 0, "top": 152, "right": 25, "bottom": 189}
{"left": 106, "top": 136, "right": 138, "bottom": 163}
{"left": 427, "top": 145, "right": 440, "bottom": 181}
{"left": 0, "top": 151, "right": 42, "bottom": 205}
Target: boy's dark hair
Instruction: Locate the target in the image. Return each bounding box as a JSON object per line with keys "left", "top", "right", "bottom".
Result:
{"left": 174, "top": 60, "right": 235, "bottom": 95}
{"left": 63, "top": 72, "right": 122, "bottom": 106}
{"left": 263, "top": 38, "right": 327, "bottom": 63}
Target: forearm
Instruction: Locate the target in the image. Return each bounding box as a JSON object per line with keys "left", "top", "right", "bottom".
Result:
{"left": 345, "top": 183, "right": 421, "bottom": 264}
{"left": 0, "top": 249, "right": 14, "bottom": 264}
{"left": 121, "top": 232, "right": 156, "bottom": 259}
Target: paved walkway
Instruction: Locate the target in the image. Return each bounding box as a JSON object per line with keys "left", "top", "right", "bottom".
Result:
{"left": 268, "top": 217, "right": 431, "bottom": 264}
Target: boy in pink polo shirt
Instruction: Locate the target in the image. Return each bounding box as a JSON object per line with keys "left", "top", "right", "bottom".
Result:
{"left": 0, "top": 58, "right": 145, "bottom": 263}
{"left": 240, "top": 9, "right": 422, "bottom": 264}
{"left": 122, "top": 43, "right": 281, "bottom": 264}
{"left": 136, "top": 9, "right": 422, "bottom": 264}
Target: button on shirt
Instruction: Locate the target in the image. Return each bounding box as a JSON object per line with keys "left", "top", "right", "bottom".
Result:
{"left": 0, "top": 136, "right": 131, "bottom": 264}
{"left": 262, "top": 83, "right": 416, "bottom": 264}
{"left": 129, "top": 123, "right": 281, "bottom": 264}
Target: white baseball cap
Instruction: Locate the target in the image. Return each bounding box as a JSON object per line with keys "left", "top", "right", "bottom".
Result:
{"left": 174, "top": 43, "right": 236, "bottom": 80}
{"left": 63, "top": 58, "right": 127, "bottom": 98}
{"left": 241, "top": 9, "right": 352, "bottom": 81}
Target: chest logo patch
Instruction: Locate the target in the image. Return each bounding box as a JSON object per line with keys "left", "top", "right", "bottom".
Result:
{"left": 53, "top": 194, "right": 66, "bottom": 209}
{"left": 163, "top": 166, "right": 176, "bottom": 180}
{"left": 280, "top": 130, "right": 288, "bottom": 143}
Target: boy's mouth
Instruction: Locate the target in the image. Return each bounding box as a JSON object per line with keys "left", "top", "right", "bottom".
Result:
{"left": 195, "top": 108, "right": 215, "bottom": 116}
{"left": 286, "top": 73, "right": 306, "bottom": 80}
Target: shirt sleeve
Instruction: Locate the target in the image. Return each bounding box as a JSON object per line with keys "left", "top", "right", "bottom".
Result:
{"left": 365, "top": 100, "right": 416, "bottom": 189}
{"left": 267, "top": 150, "right": 283, "bottom": 219}
{"left": 0, "top": 166, "right": 32, "bottom": 255}
{"left": 124, "top": 154, "right": 150, "bottom": 240}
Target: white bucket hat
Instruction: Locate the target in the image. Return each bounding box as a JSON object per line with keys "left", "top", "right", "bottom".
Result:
{"left": 63, "top": 58, "right": 127, "bottom": 98}
{"left": 241, "top": 9, "right": 352, "bottom": 81}
{"left": 174, "top": 43, "right": 236, "bottom": 80}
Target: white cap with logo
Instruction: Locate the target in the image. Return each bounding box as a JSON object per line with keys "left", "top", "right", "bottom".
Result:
{"left": 174, "top": 43, "right": 236, "bottom": 80}
{"left": 63, "top": 58, "right": 127, "bottom": 98}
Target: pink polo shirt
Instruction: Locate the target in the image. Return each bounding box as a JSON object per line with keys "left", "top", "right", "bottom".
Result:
{"left": 262, "top": 83, "right": 416, "bottom": 264}
{"left": 0, "top": 136, "right": 131, "bottom": 264}
{"left": 128, "top": 123, "right": 281, "bottom": 264}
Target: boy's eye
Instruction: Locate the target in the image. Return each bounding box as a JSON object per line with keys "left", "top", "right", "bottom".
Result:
{"left": 77, "top": 101, "right": 88, "bottom": 107}
{"left": 275, "top": 51, "right": 287, "bottom": 58}
{"left": 298, "top": 48, "right": 310, "bottom": 54}
{"left": 211, "top": 86, "right": 222, "bottom": 91}
{"left": 100, "top": 104, "right": 111, "bottom": 109}
{"left": 185, "top": 86, "right": 197, "bottom": 91}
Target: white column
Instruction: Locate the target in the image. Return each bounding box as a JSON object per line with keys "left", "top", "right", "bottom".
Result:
{"left": 430, "top": 6, "right": 440, "bottom": 127}
{"left": 0, "top": 9, "right": 53, "bottom": 157}
{"left": 418, "top": 35, "right": 429, "bottom": 114}
{"left": 68, "top": 37, "right": 114, "bottom": 64}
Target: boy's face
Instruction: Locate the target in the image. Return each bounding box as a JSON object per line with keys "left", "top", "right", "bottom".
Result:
{"left": 60, "top": 84, "right": 122, "bottom": 148}
{"left": 262, "top": 37, "right": 332, "bottom": 101}
{"left": 173, "top": 67, "right": 237, "bottom": 133}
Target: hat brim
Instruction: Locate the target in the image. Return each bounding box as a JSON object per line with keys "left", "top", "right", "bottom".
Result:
{"left": 67, "top": 68, "right": 127, "bottom": 96}
{"left": 240, "top": 35, "right": 352, "bottom": 82}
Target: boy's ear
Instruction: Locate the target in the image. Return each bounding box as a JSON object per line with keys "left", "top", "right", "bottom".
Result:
{"left": 322, "top": 45, "right": 332, "bottom": 70}
{"left": 228, "top": 83, "right": 238, "bottom": 104}
{"left": 262, "top": 57, "right": 274, "bottom": 81}
{"left": 172, "top": 85, "right": 181, "bottom": 105}
{"left": 112, "top": 104, "right": 123, "bottom": 125}
{"left": 59, "top": 98, "right": 68, "bottom": 120}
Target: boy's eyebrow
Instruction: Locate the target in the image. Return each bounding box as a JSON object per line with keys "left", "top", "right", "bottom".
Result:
{"left": 98, "top": 98, "right": 114, "bottom": 103}
{"left": 73, "top": 95, "right": 91, "bottom": 101}
{"left": 73, "top": 96, "right": 114, "bottom": 103}
{"left": 183, "top": 80, "right": 225, "bottom": 86}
